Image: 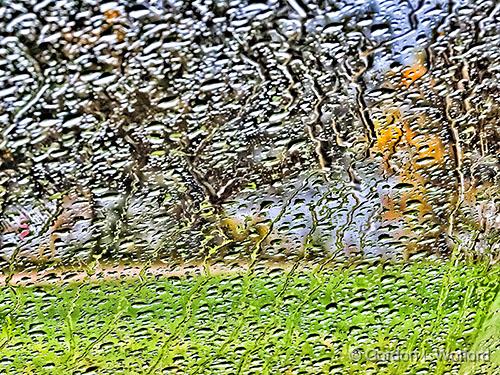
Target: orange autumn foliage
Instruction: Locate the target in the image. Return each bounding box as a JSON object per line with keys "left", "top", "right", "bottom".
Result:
{"left": 401, "top": 63, "right": 427, "bottom": 88}
{"left": 104, "top": 9, "right": 121, "bottom": 22}
{"left": 374, "top": 111, "right": 447, "bottom": 224}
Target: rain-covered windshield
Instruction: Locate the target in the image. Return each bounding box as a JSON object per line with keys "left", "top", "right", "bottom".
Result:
{"left": 0, "top": 1, "right": 498, "bottom": 374}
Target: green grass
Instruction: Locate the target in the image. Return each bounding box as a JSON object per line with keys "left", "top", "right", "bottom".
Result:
{"left": 0, "top": 260, "right": 498, "bottom": 374}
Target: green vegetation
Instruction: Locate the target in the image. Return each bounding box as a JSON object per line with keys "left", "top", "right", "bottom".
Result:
{"left": 0, "top": 260, "right": 498, "bottom": 374}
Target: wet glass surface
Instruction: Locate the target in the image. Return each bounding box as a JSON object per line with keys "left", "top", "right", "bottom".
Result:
{"left": 1, "top": 0, "right": 498, "bottom": 271}
{"left": 0, "top": 1, "right": 499, "bottom": 373}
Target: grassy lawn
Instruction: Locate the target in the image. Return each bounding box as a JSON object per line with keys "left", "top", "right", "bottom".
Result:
{"left": 0, "top": 259, "right": 498, "bottom": 374}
